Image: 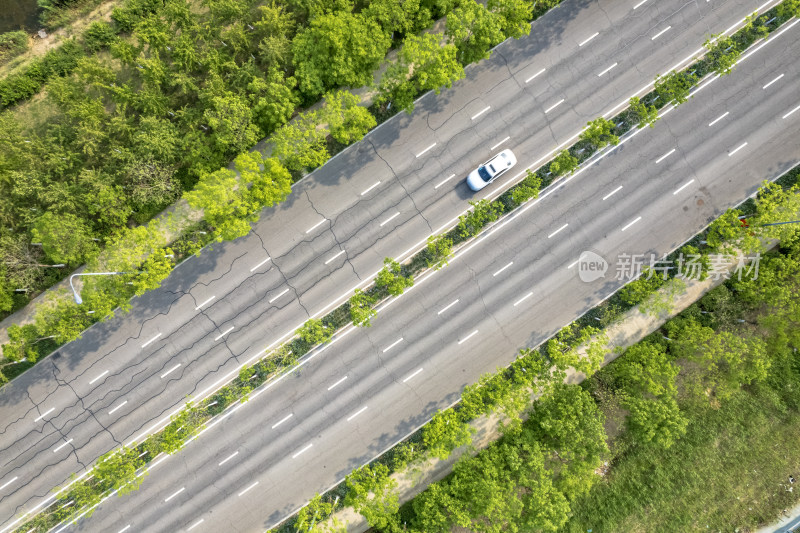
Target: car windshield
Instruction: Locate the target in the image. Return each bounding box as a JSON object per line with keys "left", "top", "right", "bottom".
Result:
{"left": 478, "top": 166, "right": 492, "bottom": 182}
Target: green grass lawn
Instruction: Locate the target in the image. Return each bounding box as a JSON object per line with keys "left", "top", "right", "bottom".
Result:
{"left": 565, "top": 380, "right": 800, "bottom": 532}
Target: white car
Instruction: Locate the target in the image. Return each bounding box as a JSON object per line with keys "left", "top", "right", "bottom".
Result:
{"left": 466, "top": 149, "right": 518, "bottom": 191}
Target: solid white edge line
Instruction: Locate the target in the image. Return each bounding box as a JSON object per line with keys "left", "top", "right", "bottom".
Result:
{"left": 292, "top": 443, "right": 313, "bottom": 459}
{"left": 195, "top": 296, "right": 215, "bottom": 310}
{"left": 458, "top": 330, "right": 478, "bottom": 345}
{"left": 708, "top": 111, "right": 730, "bottom": 126}
{"left": 415, "top": 143, "right": 437, "bottom": 158}
{"left": 621, "top": 216, "right": 642, "bottom": 232}
{"left": 597, "top": 62, "right": 618, "bottom": 77}
{"left": 782, "top": 104, "right": 800, "bottom": 119}
{"left": 602, "top": 186, "right": 623, "bottom": 200}
{"left": 525, "top": 68, "right": 546, "bottom": 83}
{"left": 382, "top": 338, "right": 403, "bottom": 353}
{"left": 438, "top": 299, "right": 459, "bottom": 315}
{"left": 187, "top": 519, "right": 204, "bottom": 531}
{"left": 268, "top": 288, "right": 289, "bottom": 304}
{"left": 471, "top": 106, "right": 491, "bottom": 120}
{"left": 548, "top": 223, "right": 569, "bottom": 239}
{"left": 544, "top": 99, "right": 565, "bottom": 114}
{"left": 141, "top": 332, "right": 162, "bottom": 349}
{"left": 238, "top": 481, "right": 259, "bottom": 497}
{"left": 249, "top": 257, "right": 271, "bottom": 272}
{"left": 160, "top": 363, "right": 181, "bottom": 379}
{"left": 379, "top": 212, "right": 401, "bottom": 226}
{"left": 0, "top": 476, "right": 18, "bottom": 491}
{"left": 673, "top": 179, "right": 696, "bottom": 195}
{"left": 218, "top": 451, "right": 239, "bottom": 466}
{"left": 493, "top": 262, "right": 513, "bottom": 276}
{"left": 108, "top": 401, "right": 127, "bottom": 416}
{"left": 578, "top": 31, "right": 599, "bottom": 46}
{"left": 324, "top": 249, "right": 346, "bottom": 265}
{"left": 490, "top": 136, "right": 510, "bottom": 150}
{"left": 651, "top": 25, "right": 672, "bottom": 40}
{"left": 164, "top": 487, "right": 185, "bottom": 502}
{"left": 34, "top": 407, "right": 55, "bottom": 422}
{"left": 728, "top": 142, "right": 748, "bottom": 156}
{"left": 305, "top": 218, "right": 326, "bottom": 234}
{"left": 347, "top": 406, "right": 368, "bottom": 422}
{"left": 327, "top": 376, "right": 347, "bottom": 390}
{"left": 513, "top": 292, "right": 534, "bottom": 307}
{"left": 271, "top": 413, "right": 293, "bottom": 429}
{"left": 360, "top": 181, "right": 381, "bottom": 196}
{"left": 403, "top": 368, "right": 423, "bottom": 383}
{"left": 762, "top": 72, "right": 784, "bottom": 89}
{"left": 53, "top": 439, "right": 73, "bottom": 453}
{"left": 655, "top": 148, "right": 676, "bottom": 163}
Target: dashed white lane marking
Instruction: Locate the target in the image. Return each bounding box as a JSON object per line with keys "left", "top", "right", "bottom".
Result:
{"left": 0, "top": 476, "right": 18, "bottom": 491}
{"left": 53, "top": 439, "right": 73, "bottom": 453}
{"left": 271, "top": 413, "right": 293, "bottom": 429}
{"left": 347, "top": 406, "right": 368, "bottom": 422}
{"left": 164, "top": 487, "right": 185, "bottom": 502}
{"left": 382, "top": 338, "right": 403, "bottom": 353}
{"left": 490, "top": 136, "right": 510, "bottom": 150}
{"left": 435, "top": 174, "right": 456, "bottom": 189}
{"left": 327, "top": 376, "right": 347, "bottom": 391}
{"left": 513, "top": 292, "right": 534, "bottom": 307}
{"left": 218, "top": 451, "right": 239, "bottom": 466}
{"left": 633, "top": 0, "right": 650, "bottom": 8}
{"left": 380, "top": 212, "right": 401, "bottom": 226}
{"left": 415, "top": 143, "right": 437, "bottom": 158}
{"left": 525, "top": 68, "right": 546, "bottom": 83}
{"left": 306, "top": 218, "right": 327, "bottom": 234}
{"left": 438, "top": 299, "right": 459, "bottom": 315}
{"left": 545, "top": 99, "right": 565, "bottom": 114}
{"left": 89, "top": 370, "right": 108, "bottom": 385}
{"left": 34, "top": 407, "right": 55, "bottom": 422}
{"left": 762, "top": 73, "right": 784, "bottom": 89}
{"left": 187, "top": 519, "right": 204, "bottom": 531}
{"left": 783, "top": 104, "right": 800, "bottom": 119}
{"left": 108, "top": 401, "right": 127, "bottom": 416}
{"left": 568, "top": 254, "right": 588, "bottom": 269}
{"left": 651, "top": 26, "right": 672, "bottom": 40}
{"left": 195, "top": 296, "right": 215, "bottom": 310}
{"left": 458, "top": 330, "right": 479, "bottom": 345}
{"left": 325, "top": 250, "right": 346, "bottom": 265}
{"left": 361, "top": 181, "right": 381, "bottom": 196}
{"left": 673, "top": 179, "right": 695, "bottom": 195}
{"left": 160, "top": 363, "right": 181, "bottom": 379}
{"left": 728, "top": 142, "right": 748, "bottom": 156}
{"left": 403, "top": 368, "right": 423, "bottom": 383}
{"left": 250, "top": 257, "right": 271, "bottom": 272}
{"left": 292, "top": 443, "right": 313, "bottom": 459}
{"left": 548, "top": 223, "right": 569, "bottom": 239}
{"left": 214, "top": 327, "right": 234, "bottom": 341}
{"left": 268, "top": 288, "right": 289, "bottom": 304}
{"left": 655, "top": 148, "right": 676, "bottom": 164}
{"left": 471, "top": 106, "right": 491, "bottom": 120}
{"left": 238, "top": 481, "right": 259, "bottom": 497}
{"left": 603, "top": 186, "right": 623, "bottom": 200}
{"left": 621, "top": 216, "right": 642, "bottom": 232}
{"left": 579, "top": 32, "right": 599, "bottom": 46}
{"left": 141, "top": 333, "right": 162, "bottom": 349}
{"left": 493, "top": 262, "right": 513, "bottom": 276}
{"left": 597, "top": 62, "right": 618, "bottom": 77}
{"left": 117, "top": 526, "right": 131, "bottom": 533}
{"left": 708, "top": 111, "right": 729, "bottom": 126}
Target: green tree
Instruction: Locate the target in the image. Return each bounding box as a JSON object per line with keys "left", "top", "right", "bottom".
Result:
{"left": 93, "top": 445, "right": 146, "bottom": 496}
{"left": 629, "top": 96, "right": 659, "bottom": 128}
{"left": 130, "top": 249, "right": 173, "bottom": 295}
{"left": 363, "top": 0, "right": 429, "bottom": 35}
{"left": 185, "top": 167, "right": 251, "bottom": 241}
{"left": 703, "top": 33, "right": 740, "bottom": 76}
{"left": 271, "top": 108, "right": 330, "bottom": 171}
{"left": 296, "top": 318, "right": 333, "bottom": 345}
{"left": 548, "top": 149, "right": 578, "bottom": 176}
{"left": 426, "top": 234, "right": 453, "bottom": 270}
{"left": 249, "top": 69, "right": 299, "bottom": 135}
{"left": 323, "top": 90, "right": 376, "bottom": 145}
{"left": 235, "top": 151, "right": 293, "bottom": 210}
{"left": 344, "top": 463, "right": 400, "bottom": 530}
{"left": 618, "top": 268, "right": 665, "bottom": 306}
{"left": 375, "top": 258, "right": 413, "bottom": 296}
{"left": 579, "top": 117, "right": 619, "bottom": 149}
{"left": 349, "top": 288, "right": 377, "bottom": 327}
{"left": 488, "top": 0, "right": 533, "bottom": 40}
{"left": 203, "top": 92, "right": 262, "bottom": 154}
{"left": 510, "top": 169, "right": 541, "bottom": 205}
{"left": 545, "top": 323, "right": 608, "bottom": 377}
{"left": 292, "top": 12, "right": 391, "bottom": 98}
{"left": 423, "top": 408, "right": 472, "bottom": 459}
{"left": 31, "top": 212, "right": 97, "bottom": 265}
{"left": 456, "top": 199, "right": 501, "bottom": 238}
{"left": 445, "top": 1, "right": 505, "bottom": 65}
{"left": 778, "top": 0, "right": 800, "bottom": 19}
{"left": 654, "top": 70, "right": 697, "bottom": 106}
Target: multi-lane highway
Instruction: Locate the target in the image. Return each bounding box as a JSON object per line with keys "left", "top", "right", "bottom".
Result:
{"left": 69, "top": 15, "right": 800, "bottom": 532}
{"left": 0, "top": 0, "right": 791, "bottom": 530}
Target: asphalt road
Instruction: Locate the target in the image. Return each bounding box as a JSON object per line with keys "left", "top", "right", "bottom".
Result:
{"left": 0, "top": 0, "right": 788, "bottom": 530}
{"left": 63, "top": 16, "right": 800, "bottom": 533}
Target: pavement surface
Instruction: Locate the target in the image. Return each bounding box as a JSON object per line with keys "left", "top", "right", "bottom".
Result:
{"left": 0, "top": 0, "right": 793, "bottom": 530}
{"left": 63, "top": 14, "right": 800, "bottom": 533}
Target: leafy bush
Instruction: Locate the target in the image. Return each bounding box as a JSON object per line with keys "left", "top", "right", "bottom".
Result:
{"left": 0, "top": 31, "right": 28, "bottom": 64}
{"left": 579, "top": 117, "right": 620, "bottom": 149}
{"left": 82, "top": 21, "right": 118, "bottom": 52}
{"left": 375, "top": 258, "right": 413, "bottom": 296}
{"left": 549, "top": 149, "right": 578, "bottom": 176}
{"left": 426, "top": 234, "right": 453, "bottom": 270}
{"left": 457, "top": 199, "right": 502, "bottom": 238}
{"left": 296, "top": 318, "right": 333, "bottom": 346}
{"left": 349, "top": 288, "right": 377, "bottom": 327}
